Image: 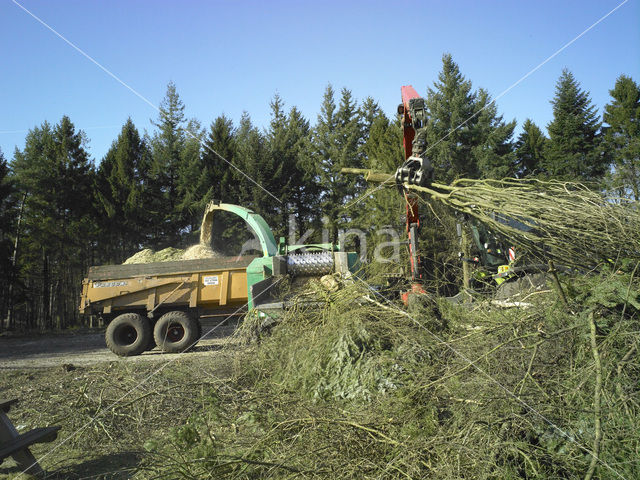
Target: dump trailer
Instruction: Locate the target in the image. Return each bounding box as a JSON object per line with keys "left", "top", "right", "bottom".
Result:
{"left": 80, "top": 202, "right": 358, "bottom": 356}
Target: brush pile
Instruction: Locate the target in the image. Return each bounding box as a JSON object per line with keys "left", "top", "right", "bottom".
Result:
{"left": 409, "top": 178, "right": 640, "bottom": 269}
{"left": 142, "top": 269, "right": 640, "bottom": 479}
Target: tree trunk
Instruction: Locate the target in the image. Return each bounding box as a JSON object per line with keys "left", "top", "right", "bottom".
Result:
{"left": 4, "top": 193, "right": 27, "bottom": 330}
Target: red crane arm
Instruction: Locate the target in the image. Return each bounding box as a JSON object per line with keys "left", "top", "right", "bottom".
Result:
{"left": 400, "top": 85, "right": 421, "bottom": 160}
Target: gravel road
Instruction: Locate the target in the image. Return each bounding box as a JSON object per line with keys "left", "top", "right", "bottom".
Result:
{"left": 0, "top": 319, "right": 239, "bottom": 369}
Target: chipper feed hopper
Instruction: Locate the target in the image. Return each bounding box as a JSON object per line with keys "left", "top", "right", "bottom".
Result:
{"left": 80, "top": 202, "right": 359, "bottom": 356}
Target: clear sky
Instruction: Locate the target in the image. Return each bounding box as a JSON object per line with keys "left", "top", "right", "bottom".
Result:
{"left": 1, "top": 0, "right": 639, "bottom": 164}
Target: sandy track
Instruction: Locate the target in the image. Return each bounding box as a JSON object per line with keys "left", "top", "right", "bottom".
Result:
{"left": 0, "top": 319, "right": 239, "bottom": 369}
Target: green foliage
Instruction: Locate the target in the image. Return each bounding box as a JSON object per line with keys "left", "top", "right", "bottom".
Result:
{"left": 144, "top": 269, "right": 640, "bottom": 479}
{"left": 0, "top": 149, "right": 16, "bottom": 324}
{"left": 515, "top": 119, "right": 547, "bottom": 177}
{"left": 233, "top": 112, "right": 281, "bottom": 234}
{"left": 255, "top": 286, "right": 411, "bottom": 401}
{"left": 265, "top": 95, "right": 314, "bottom": 237}
{"left": 149, "top": 81, "right": 201, "bottom": 247}
{"left": 425, "top": 54, "right": 516, "bottom": 182}
{"left": 200, "top": 114, "right": 237, "bottom": 206}
{"left": 601, "top": 75, "right": 640, "bottom": 199}
{"left": 175, "top": 118, "right": 206, "bottom": 238}
{"left": 543, "top": 69, "right": 605, "bottom": 181}
{"left": 10, "top": 117, "right": 95, "bottom": 329}
{"left": 94, "top": 118, "right": 153, "bottom": 262}
{"left": 309, "top": 85, "right": 366, "bottom": 241}
{"left": 357, "top": 113, "right": 404, "bottom": 232}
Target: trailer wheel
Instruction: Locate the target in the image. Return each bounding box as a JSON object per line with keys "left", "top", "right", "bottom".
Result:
{"left": 105, "top": 313, "right": 152, "bottom": 357}
{"left": 154, "top": 311, "right": 200, "bottom": 353}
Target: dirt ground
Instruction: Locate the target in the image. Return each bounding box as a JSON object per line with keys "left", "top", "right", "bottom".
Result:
{"left": 0, "top": 318, "right": 239, "bottom": 369}
{"left": 0, "top": 318, "right": 244, "bottom": 479}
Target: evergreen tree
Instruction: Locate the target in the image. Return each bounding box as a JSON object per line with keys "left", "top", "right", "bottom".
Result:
{"left": 310, "top": 85, "right": 365, "bottom": 240}
{"left": 266, "top": 95, "right": 314, "bottom": 235}
{"left": 0, "top": 149, "right": 13, "bottom": 245}
{"left": 175, "top": 118, "right": 204, "bottom": 237}
{"left": 359, "top": 113, "right": 404, "bottom": 231}
{"left": 94, "top": 118, "right": 152, "bottom": 261}
{"left": 425, "top": 54, "right": 515, "bottom": 182}
{"left": 514, "top": 119, "right": 547, "bottom": 177}
{"left": 473, "top": 89, "right": 516, "bottom": 179}
{"left": 359, "top": 96, "right": 381, "bottom": 143}
{"left": 285, "top": 106, "right": 316, "bottom": 234}
{"left": 234, "top": 112, "right": 279, "bottom": 221}
{"left": 0, "top": 149, "right": 16, "bottom": 326}
{"left": 601, "top": 75, "right": 640, "bottom": 199}
{"left": 149, "top": 81, "right": 188, "bottom": 246}
{"left": 201, "top": 114, "right": 237, "bottom": 205}
{"left": 212, "top": 113, "right": 277, "bottom": 252}
{"left": 425, "top": 54, "right": 478, "bottom": 181}
{"left": 10, "top": 117, "right": 95, "bottom": 329}
{"left": 265, "top": 93, "right": 292, "bottom": 233}
{"left": 543, "top": 69, "right": 604, "bottom": 181}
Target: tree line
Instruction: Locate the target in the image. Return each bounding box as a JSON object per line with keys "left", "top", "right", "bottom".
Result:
{"left": 0, "top": 54, "right": 638, "bottom": 330}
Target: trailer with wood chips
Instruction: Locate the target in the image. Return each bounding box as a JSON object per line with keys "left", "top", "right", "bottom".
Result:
{"left": 80, "top": 202, "right": 358, "bottom": 356}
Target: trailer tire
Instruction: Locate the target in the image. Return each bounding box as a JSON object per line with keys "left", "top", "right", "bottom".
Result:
{"left": 154, "top": 311, "right": 200, "bottom": 353}
{"left": 105, "top": 313, "right": 152, "bottom": 357}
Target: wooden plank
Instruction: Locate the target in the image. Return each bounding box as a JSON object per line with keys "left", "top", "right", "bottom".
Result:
{"left": 87, "top": 256, "right": 258, "bottom": 281}
{"left": 189, "top": 274, "right": 199, "bottom": 308}
{"left": 0, "top": 427, "right": 61, "bottom": 460}
{"left": 0, "top": 399, "right": 18, "bottom": 413}
{"left": 146, "top": 289, "right": 156, "bottom": 311}
{"left": 219, "top": 271, "right": 230, "bottom": 306}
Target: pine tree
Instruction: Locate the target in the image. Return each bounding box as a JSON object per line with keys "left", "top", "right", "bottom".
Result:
{"left": 265, "top": 93, "right": 292, "bottom": 234}
{"left": 234, "top": 112, "right": 279, "bottom": 220}
{"left": 601, "top": 75, "right": 640, "bottom": 199}
{"left": 266, "top": 95, "right": 314, "bottom": 236}
{"left": 474, "top": 89, "right": 516, "bottom": 179}
{"left": 359, "top": 113, "right": 404, "bottom": 231}
{"left": 149, "top": 82, "right": 188, "bottom": 246}
{"left": 175, "top": 118, "right": 204, "bottom": 237}
{"left": 514, "top": 119, "right": 547, "bottom": 177}
{"left": 201, "top": 115, "right": 237, "bottom": 205}
{"left": 425, "top": 54, "right": 478, "bottom": 181}
{"left": 285, "top": 106, "right": 315, "bottom": 234}
{"left": 360, "top": 96, "right": 381, "bottom": 143}
{"left": 11, "top": 117, "right": 95, "bottom": 329}
{"left": 425, "top": 54, "right": 515, "bottom": 182}
{"left": 543, "top": 69, "right": 604, "bottom": 181}
{"left": 310, "top": 85, "right": 366, "bottom": 241}
{"left": 94, "top": 118, "right": 152, "bottom": 261}
{"left": 0, "top": 149, "right": 16, "bottom": 326}
{"left": 213, "top": 113, "right": 277, "bottom": 253}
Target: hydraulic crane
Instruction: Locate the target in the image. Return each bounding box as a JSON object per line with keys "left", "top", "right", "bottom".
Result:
{"left": 394, "top": 86, "right": 433, "bottom": 304}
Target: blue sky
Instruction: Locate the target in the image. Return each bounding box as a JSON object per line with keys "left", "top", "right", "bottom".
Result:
{"left": 1, "top": 0, "right": 638, "bottom": 164}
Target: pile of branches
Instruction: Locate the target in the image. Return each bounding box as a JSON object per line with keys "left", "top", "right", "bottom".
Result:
{"left": 409, "top": 178, "right": 640, "bottom": 270}
{"left": 142, "top": 273, "right": 640, "bottom": 479}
